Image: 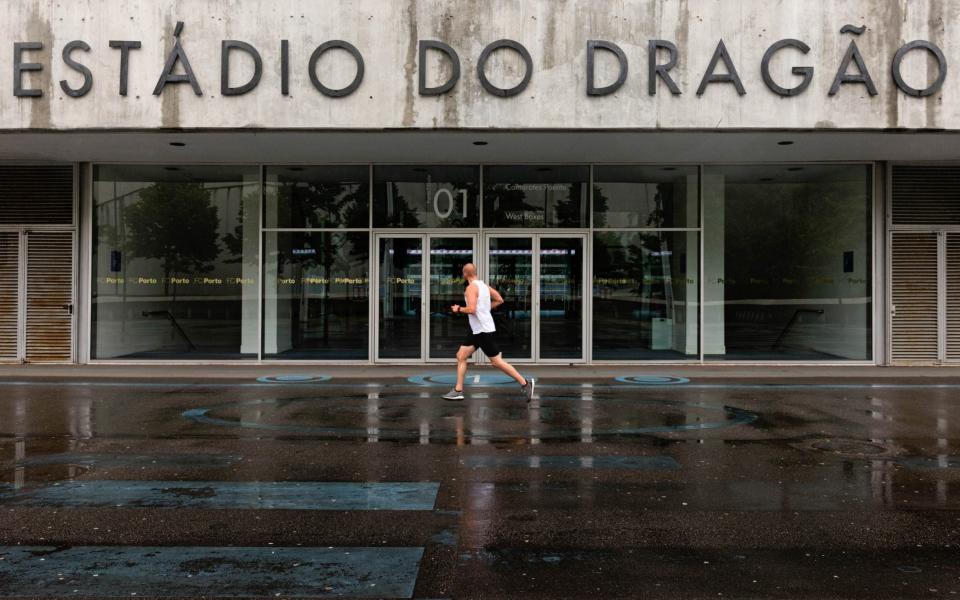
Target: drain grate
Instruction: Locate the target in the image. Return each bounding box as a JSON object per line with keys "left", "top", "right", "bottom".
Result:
{"left": 795, "top": 437, "right": 902, "bottom": 458}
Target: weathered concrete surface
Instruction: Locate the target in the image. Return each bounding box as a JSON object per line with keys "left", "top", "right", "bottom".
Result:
{"left": 0, "top": 0, "right": 959, "bottom": 131}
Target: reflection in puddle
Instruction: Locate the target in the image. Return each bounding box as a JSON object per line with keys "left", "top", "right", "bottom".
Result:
{"left": 182, "top": 394, "right": 759, "bottom": 443}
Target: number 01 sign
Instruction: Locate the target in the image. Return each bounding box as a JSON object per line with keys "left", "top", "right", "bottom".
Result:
{"left": 433, "top": 188, "right": 468, "bottom": 219}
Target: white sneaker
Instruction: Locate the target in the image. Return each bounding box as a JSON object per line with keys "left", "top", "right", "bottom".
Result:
{"left": 442, "top": 388, "right": 465, "bottom": 401}
{"left": 521, "top": 378, "right": 535, "bottom": 402}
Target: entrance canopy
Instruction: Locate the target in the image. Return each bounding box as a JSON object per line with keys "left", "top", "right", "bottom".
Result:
{"left": 2, "top": 130, "right": 960, "bottom": 164}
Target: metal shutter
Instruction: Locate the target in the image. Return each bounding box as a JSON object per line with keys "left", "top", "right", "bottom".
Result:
{"left": 0, "top": 232, "right": 19, "bottom": 361}
{"left": 890, "top": 232, "right": 939, "bottom": 362}
{"left": 0, "top": 166, "right": 74, "bottom": 225}
{"left": 25, "top": 231, "right": 73, "bottom": 362}
{"left": 947, "top": 234, "right": 960, "bottom": 362}
{"left": 891, "top": 166, "right": 960, "bottom": 225}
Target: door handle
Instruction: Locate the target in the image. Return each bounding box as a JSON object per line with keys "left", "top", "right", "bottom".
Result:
{"left": 62, "top": 304, "right": 73, "bottom": 315}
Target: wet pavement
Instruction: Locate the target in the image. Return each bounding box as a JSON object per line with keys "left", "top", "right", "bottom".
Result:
{"left": 1, "top": 367, "right": 959, "bottom": 598}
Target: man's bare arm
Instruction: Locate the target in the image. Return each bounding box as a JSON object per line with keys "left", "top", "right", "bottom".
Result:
{"left": 453, "top": 283, "right": 480, "bottom": 314}
{"left": 489, "top": 287, "right": 504, "bottom": 309}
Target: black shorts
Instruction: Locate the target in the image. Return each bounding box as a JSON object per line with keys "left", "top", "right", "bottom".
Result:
{"left": 463, "top": 331, "right": 501, "bottom": 357}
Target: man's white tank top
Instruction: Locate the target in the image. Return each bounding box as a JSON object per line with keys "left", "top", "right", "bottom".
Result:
{"left": 468, "top": 280, "right": 497, "bottom": 334}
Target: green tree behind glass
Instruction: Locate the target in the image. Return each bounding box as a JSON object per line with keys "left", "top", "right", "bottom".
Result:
{"left": 123, "top": 182, "right": 221, "bottom": 297}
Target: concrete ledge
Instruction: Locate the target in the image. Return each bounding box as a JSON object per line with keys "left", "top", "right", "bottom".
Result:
{"left": 0, "top": 363, "right": 958, "bottom": 382}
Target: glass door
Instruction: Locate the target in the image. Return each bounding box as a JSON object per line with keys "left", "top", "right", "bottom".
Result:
{"left": 483, "top": 234, "right": 585, "bottom": 362}
{"left": 428, "top": 236, "right": 476, "bottom": 360}
{"left": 376, "top": 234, "right": 477, "bottom": 362}
{"left": 377, "top": 236, "right": 424, "bottom": 360}
{"left": 539, "top": 236, "right": 584, "bottom": 360}
{"left": 484, "top": 236, "right": 534, "bottom": 360}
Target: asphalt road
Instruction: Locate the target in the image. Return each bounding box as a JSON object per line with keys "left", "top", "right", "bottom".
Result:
{"left": 1, "top": 369, "right": 959, "bottom": 598}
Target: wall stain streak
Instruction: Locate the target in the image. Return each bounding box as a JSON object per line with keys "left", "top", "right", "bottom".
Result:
{"left": 402, "top": 0, "right": 419, "bottom": 127}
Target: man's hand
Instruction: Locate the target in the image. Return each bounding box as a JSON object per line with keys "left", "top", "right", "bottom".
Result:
{"left": 451, "top": 304, "right": 461, "bottom": 314}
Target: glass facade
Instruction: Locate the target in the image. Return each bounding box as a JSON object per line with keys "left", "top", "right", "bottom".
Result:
{"left": 263, "top": 231, "right": 369, "bottom": 359}
{"left": 484, "top": 166, "right": 589, "bottom": 228}
{"left": 592, "top": 166, "right": 700, "bottom": 360}
{"left": 89, "top": 162, "right": 874, "bottom": 363}
{"left": 703, "top": 165, "right": 873, "bottom": 360}
{"left": 92, "top": 166, "right": 260, "bottom": 359}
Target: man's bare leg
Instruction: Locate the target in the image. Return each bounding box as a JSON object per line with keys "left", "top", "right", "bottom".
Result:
{"left": 488, "top": 354, "right": 528, "bottom": 387}
{"left": 455, "top": 345, "right": 475, "bottom": 391}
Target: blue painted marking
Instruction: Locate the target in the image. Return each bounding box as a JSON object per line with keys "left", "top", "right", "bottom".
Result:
{"left": 256, "top": 375, "right": 331, "bottom": 383}
{"left": 182, "top": 399, "right": 757, "bottom": 439}
{"left": 0, "top": 481, "right": 440, "bottom": 510}
{"left": 408, "top": 373, "right": 520, "bottom": 387}
{"left": 461, "top": 455, "right": 680, "bottom": 470}
{"left": 13, "top": 453, "right": 243, "bottom": 468}
{"left": 430, "top": 529, "right": 458, "bottom": 546}
{"left": 616, "top": 375, "right": 690, "bottom": 385}
{"left": 0, "top": 546, "right": 423, "bottom": 598}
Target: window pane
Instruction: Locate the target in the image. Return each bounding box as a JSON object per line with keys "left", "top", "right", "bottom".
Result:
{"left": 378, "top": 237, "right": 423, "bottom": 359}
{"left": 92, "top": 165, "right": 260, "bottom": 359}
{"left": 487, "top": 237, "right": 533, "bottom": 359}
{"left": 540, "top": 237, "right": 584, "bottom": 359}
{"left": 263, "top": 232, "right": 369, "bottom": 359}
{"left": 593, "top": 165, "right": 698, "bottom": 228}
{"left": 703, "top": 165, "right": 873, "bottom": 360}
{"left": 593, "top": 231, "right": 699, "bottom": 360}
{"left": 265, "top": 166, "right": 369, "bottom": 229}
{"left": 373, "top": 165, "right": 479, "bottom": 227}
{"left": 484, "top": 166, "right": 588, "bottom": 228}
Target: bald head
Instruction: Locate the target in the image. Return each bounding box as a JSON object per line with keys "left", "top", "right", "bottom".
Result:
{"left": 462, "top": 263, "right": 477, "bottom": 280}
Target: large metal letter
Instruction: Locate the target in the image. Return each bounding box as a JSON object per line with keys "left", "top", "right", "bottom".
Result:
{"left": 221, "top": 40, "right": 263, "bottom": 96}
{"left": 419, "top": 40, "right": 460, "bottom": 96}
{"left": 477, "top": 39, "right": 533, "bottom": 98}
{"left": 829, "top": 40, "right": 878, "bottom": 96}
{"left": 892, "top": 40, "right": 947, "bottom": 97}
{"left": 60, "top": 40, "right": 93, "bottom": 98}
{"left": 761, "top": 39, "right": 813, "bottom": 97}
{"left": 153, "top": 21, "right": 203, "bottom": 96}
{"left": 697, "top": 40, "right": 745, "bottom": 96}
{"left": 309, "top": 40, "right": 364, "bottom": 97}
{"left": 13, "top": 42, "right": 43, "bottom": 97}
{"left": 109, "top": 40, "right": 141, "bottom": 96}
{"left": 648, "top": 40, "right": 681, "bottom": 95}
{"left": 586, "top": 40, "right": 627, "bottom": 96}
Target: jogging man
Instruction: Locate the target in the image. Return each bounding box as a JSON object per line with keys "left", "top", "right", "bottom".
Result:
{"left": 442, "top": 263, "right": 535, "bottom": 402}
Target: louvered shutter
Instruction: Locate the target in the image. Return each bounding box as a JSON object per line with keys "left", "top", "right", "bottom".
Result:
{"left": 891, "top": 166, "right": 960, "bottom": 225}
{"left": 890, "top": 232, "right": 939, "bottom": 363}
{"left": 947, "top": 234, "right": 960, "bottom": 362}
{"left": 0, "top": 233, "right": 19, "bottom": 361}
{"left": 0, "top": 166, "right": 73, "bottom": 225}
{"left": 25, "top": 231, "right": 73, "bottom": 362}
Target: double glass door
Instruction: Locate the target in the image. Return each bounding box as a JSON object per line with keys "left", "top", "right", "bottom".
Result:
{"left": 377, "top": 234, "right": 477, "bottom": 361}
{"left": 376, "top": 233, "right": 585, "bottom": 362}
{"left": 485, "top": 235, "right": 585, "bottom": 362}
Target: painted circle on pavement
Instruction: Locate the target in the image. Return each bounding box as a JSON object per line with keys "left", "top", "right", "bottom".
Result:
{"left": 409, "top": 373, "right": 521, "bottom": 387}
{"left": 615, "top": 375, "right": 690, "bottom": 386}
{"left": 182, "top": 394, "right": 757, "bottom": 441}
{"left": 256, "top": 375, "right": 332, "bottom": 384}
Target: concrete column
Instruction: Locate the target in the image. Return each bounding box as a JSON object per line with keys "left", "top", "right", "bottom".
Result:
{"left": 240, "top": 171, "right": 260, "bottom": 356}
{"left": 702, "top": 172, "right": 726, "bottom": 356}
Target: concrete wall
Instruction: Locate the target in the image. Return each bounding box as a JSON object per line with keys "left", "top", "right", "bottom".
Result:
{"left": 0, "top": 0, "right": 958, "bottom": 131}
